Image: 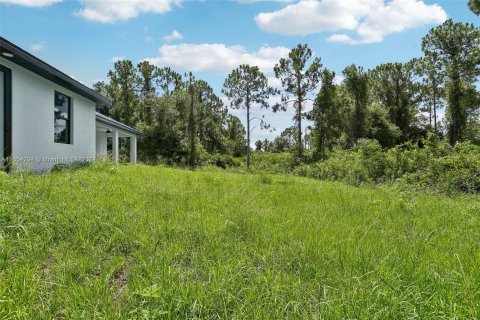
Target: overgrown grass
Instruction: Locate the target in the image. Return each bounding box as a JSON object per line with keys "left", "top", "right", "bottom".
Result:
{"left": 0, "top": 164, "right": 479, "bottom": 319}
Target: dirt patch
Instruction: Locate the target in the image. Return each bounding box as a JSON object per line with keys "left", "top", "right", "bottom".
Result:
{"left": 111, "top": 261, "right": 130, "bottom": 307}
{"left": 113, "top": 263, "right": 129, "bottom": 288}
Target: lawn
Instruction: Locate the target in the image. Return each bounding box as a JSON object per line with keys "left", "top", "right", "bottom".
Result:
{"left": 0, "top": 164, "right": 479, "bottom": 319}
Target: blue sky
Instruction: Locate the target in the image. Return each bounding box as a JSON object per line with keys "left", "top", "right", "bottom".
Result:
{"left": 0, "top": 0, "right": 478, "bottom": 141}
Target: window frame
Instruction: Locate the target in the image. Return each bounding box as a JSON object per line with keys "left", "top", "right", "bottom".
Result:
{"left": 1, "top": 65, "right": 12, "bottom": 171}
{"left": 54, "top": 91, "right": 72, "bottom": 144}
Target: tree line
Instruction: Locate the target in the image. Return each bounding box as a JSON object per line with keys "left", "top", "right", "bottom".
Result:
{"left": 93, "top": 62, "right": 247, "bottom": 166}
{"left": 93, "top": 13, "right": 480, "bottom": 169}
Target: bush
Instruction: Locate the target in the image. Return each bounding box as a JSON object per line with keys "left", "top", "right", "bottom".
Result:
{"left": 291, "top": 135, "right": 480, "bottom": 194}
{"left": 249, "top": 152, "right": 296, "bottom": 174}
{"left": 204, "top": 153, "right": 241, "bottom": 169}
{"left": 355, "top": 139, "right": 387, "bottom": 182}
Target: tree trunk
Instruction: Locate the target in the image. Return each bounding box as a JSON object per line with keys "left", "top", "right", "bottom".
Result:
{"left": 319, "top": 124, "right": 324, "bottom": 159}
{"left": 429, "top": 102, "right": 433, "bottom": 131}
{"left": 433, "top": 77, "right": 437, "bottom": 134}
{"left": 188, "top": 73, "right": 196, "bottom": 168}
{"left": 246, "top": 92, "right": 251, "bottom": 170}
{"left": 447, "top": 66, "right": 465, "bottom": 145}
{"left": 297, "top": 101, "right": 302, "bottom": 157}
{"left": 297, "top": 78, "right": 303, "bottom": 158}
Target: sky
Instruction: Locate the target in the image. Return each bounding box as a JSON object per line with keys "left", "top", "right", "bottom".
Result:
{"left": 0, "top": 0, "right": 478, "bottom": 143}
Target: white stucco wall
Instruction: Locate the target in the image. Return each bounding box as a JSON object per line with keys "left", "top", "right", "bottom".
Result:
{"left": 1, "top": 57, "right": 96, "bottom": 171}
{"left": 96, "top": 128, "right": 108, "bottom": 158}
{"left": 95, "top": 122, "right": 137, "bottom": 162}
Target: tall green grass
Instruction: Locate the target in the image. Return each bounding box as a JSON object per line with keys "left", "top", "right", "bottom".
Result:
{"left": 0, "top": 164, "right": 479, "bottom": 319}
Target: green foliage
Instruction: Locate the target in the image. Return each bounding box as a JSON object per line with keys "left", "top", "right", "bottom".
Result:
{"left": 311, "top": 68, "right": 341, "bottom": 159}
{"left": 107, "top": 60, "right": 140, "bottom": 127}
{"left": 416, "top": 54, "right": 446, "bottom": 134}
{"left": 293, "top": 140, "right": 385, "bottom": 186}
{"left": 292, "top": 135, "right": 480, "bottom": 194}
{"left": 222, "top": 64, "right": 277, "bottom": 169}
{"left": 92, "top": 81, "right": 112, "bottom": 116}
{"left": 204, "top": 153, "right": 241, "bottom": 169}
{"left": 136, "top": 61, "right": 158, "bottom": 124}
{"left": 94, "top": 29, "right": 480, "bottom": 169}
{"left": 269, "top": 127, "right": 296, "bottom": 153}
{"left": 0, "top": 165, "right": 479, "bottom": 318}
{"left": 365, "top": 102, "right": 401, "bottom": 147}
{"left": 187, "top": 72, "right": 197, "bottom": 168}
{"left": 462, "top": 85, "right": 480, "bottom": 144}
{"left": 469, "top": 0, "right": 480, "bottom": 15}
{"left": 225, "top": 115, "right": 247, "bottom": 157}
{"left": 422, "top": 19, "right": 480, "bottom": 145}
{"left": 274, "top": 44, "right": 323, "bottom": 157}
{"left": 247, "top": 152, "right": 296, "bottom": 174}
{"left": 343, "top": 64, "right": 369, "bottom": 142}
{"left": 95, "top": 61, "right": 245, "bottom": 166}
{"left": 257, "top": 173, "right": 273, "bottom": 184}
{"left": 369, "top": 60, "right": 422, "bottom": 143}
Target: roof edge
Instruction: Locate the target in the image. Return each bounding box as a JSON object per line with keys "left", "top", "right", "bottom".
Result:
{"left": 0, "top": 36, "right": 112, "bottom": 106}
{"left": 95, "top": 113, "right": 141, "bottom": 135}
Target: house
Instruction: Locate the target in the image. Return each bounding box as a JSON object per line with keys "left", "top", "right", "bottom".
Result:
{"left": 0, "top": 37, "right": 139, "bottom": 172}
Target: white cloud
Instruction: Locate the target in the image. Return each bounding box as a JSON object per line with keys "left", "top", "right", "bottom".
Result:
{"left": 145, "top": 43, "right": 290, "bottom": 73}
{"left": 145, "top": 35, "right": 154, "bottom": 43}
{"left": 163, "top": 30, "right": 183, "bottom": 42}
{"left": 327, "top": 34, "right": 357, "bottom": 45}
{"left": 0, "top": 0, "right": 60, "bottom": 6}
{"left": 267, "top": 76, "right": 283, "bottom": 90}
{"left": 30, "top": 42, "right": 44, "bottom": 51}
{"left": 111, "top": 56, "right": 126, "bottom": 62}
{"left": 255, "top": 0, "right": 447, "bottom": 44}
{"left": 255, "top": 0, "right": 366, "bottom": 35}
{"left": 75, "top": 0, "right": 181, "bottom": 23}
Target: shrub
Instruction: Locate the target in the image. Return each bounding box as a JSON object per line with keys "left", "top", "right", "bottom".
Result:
{"left": 207, "top": 153, "right": 241, "bottom": 169}
{"left": 249, "top": 152, "right": 296, "bottom": 174}
{"left": 291, "top": 136, "right": 480, "bottom": 194}
{"left": 355, "top": 139, "right": 387, "bottom": 182}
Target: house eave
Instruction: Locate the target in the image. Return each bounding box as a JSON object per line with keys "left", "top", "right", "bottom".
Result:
{"left": 95, "top": 113, "right": 141, "bottom": 135}
{"left": 0, "top": 37, "right": 111, "bottom": 107}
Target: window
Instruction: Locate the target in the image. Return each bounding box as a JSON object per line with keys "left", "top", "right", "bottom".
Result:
{"left": 54, "top": 91, "right": 71, "bottom": 144}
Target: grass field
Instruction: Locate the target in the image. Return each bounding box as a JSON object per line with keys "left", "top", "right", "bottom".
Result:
{"left": 0, "top": 164, "right": 479, "bottom": 319}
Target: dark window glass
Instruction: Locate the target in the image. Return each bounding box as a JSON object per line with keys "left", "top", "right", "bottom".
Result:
{"left": 54, "top": 92, "right": 71, "bottom": 144}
